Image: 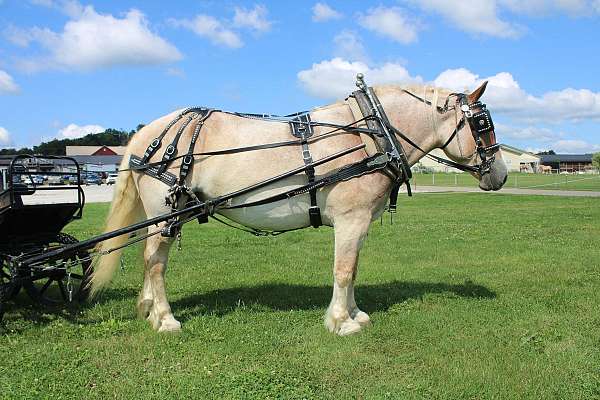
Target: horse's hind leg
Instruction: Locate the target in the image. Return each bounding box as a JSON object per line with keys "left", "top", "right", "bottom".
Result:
{"left": 141, "top": 225, "right": 181, "bottom": 332}
{"left": 325, "top": 212, "right": 371, "bottom": 336}
{"left": 137, "top": 263, "right": 153, "bottom": 320}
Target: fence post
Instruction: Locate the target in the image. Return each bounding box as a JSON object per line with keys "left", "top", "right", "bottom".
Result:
{"left": 455, "top": 174, "right": 457, "bottom": 186}
{"left": 432, "top": 173, "right": 435, "bottom": 186}
{"left": 515, "top": 175, "right": 518, "bottom": 188}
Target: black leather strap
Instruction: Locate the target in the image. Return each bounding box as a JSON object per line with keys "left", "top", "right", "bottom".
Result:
{"left": 157, "top": 114, "right": 195, "bottom": 175}
{"left": 290, "top": 114, "right": 322, "bottom": 228}
{"left": 224, "top": 153, "right": 391, "bottom": 211}
{"left": 141, "top": 107, "right": 208, "bottom": 164}
{"left": 178, "top": 109, "right": 214, "bottom": 184}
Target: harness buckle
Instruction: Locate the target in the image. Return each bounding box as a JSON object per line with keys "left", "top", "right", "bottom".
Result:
{"left": 302, "top": 149, "right": 312, "bottom": 160}
{"left": 183, "top": 155, "right": 193, "bottom": 165}
{"left": 165, "top": 145, "right": 176, "bottom": 156}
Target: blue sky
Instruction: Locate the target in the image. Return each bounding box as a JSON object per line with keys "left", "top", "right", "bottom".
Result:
{"left": 0, "top": 0, "right": 599, "bottom": 153}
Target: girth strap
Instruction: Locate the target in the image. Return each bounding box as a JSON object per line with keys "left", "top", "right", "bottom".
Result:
{"left": 290, "top": 114, "right": 322, "bottom": 228}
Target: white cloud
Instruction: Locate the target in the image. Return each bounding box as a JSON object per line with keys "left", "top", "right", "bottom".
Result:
{"left": 434, "top": 68, "right": 600, "bottom": 123}
{"left": 312, "top": 2, "right": 342, "bottom": 22}
{"left": 333, "top": 31, "right": 367, "bottom": 62}
{"left": 0, "top": 70, "right": 19, "bottom": 94}
{"left": 170, "top": 15, "right": 243, "bottom": 48}
{"left": 408, "top": 0, "right": 522, "bottom": 38}
{"left": 0, "top": 127, "right": 11, "bottom": 146}
{"left": 297, "top": 57, "right": 422, "bottom": 99}
{"left": 499, "top": 0, "right": 594, "bottom": 16}
{"left": 550, "top": 139, "right": 600, "bottom": 153}
{"left": 233, "top": 5, "right": 272, "bottom": 33}
{"left": 13, "top": 5, "right": 181, "bottom": 71}
{"left": 358, "top": 7, "right": 420, "bottom": 44}
{"left": 58, "top": 123, "right": 105, "bottom": 139}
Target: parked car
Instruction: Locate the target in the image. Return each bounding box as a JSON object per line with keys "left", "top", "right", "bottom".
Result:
{"left": 32, "top": 175, "right": 44, "bottom": 185}
{"left": 48, "top": 175, "right": 63, "bottom": 185}
{"left": 84, "top": 173, "right": 102, "bottom": 185}
{"left": 106, "top": 173, "right": 118, "bottom": 185}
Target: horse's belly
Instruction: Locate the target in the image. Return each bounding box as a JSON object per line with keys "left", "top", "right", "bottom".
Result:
{"left": 216, "top": 184, "right": 325, "bottom": 231}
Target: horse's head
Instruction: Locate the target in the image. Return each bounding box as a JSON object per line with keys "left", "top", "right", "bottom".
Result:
{"left": 436, "top": 82, "right": 508, "bottom": 191}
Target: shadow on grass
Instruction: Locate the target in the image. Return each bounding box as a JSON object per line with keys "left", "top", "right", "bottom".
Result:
{"left": 2, "top": 281, "right": 494, "bottom": 331}
{"left": 172, "top": 279, "right": 495, "bottom": 322}
{"left": 0, "top": 287, "right": 138, "bottom": 332}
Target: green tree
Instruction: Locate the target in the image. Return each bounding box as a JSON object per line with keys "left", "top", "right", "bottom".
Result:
{"left": 593, "top": 152, "right": 600, "bottom": 171}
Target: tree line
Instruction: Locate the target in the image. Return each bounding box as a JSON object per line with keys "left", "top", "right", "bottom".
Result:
{"left": 0, "top": 124, "right": 145, "bottom": 156}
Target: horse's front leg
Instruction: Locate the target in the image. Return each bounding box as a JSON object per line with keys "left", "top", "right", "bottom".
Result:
{"left": 142, "top": 225, "right": 181, "bottom": 333}
{"left": 325, "top": 212, "right": 371, "bottom": 336}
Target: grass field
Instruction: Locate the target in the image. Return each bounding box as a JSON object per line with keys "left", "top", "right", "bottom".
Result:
{"left": 412, "top": 171, "right": 600, "bottom": 191}
{"left": 1, "top": 194, "right": 600, "bottom": 399}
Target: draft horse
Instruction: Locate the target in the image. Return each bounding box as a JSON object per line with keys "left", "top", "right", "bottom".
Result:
{"left": 91, "top": 80, "right": 508, "bottom": 335}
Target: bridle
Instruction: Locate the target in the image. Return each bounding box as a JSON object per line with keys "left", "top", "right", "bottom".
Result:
{"left": 395, "top": 88, "right": 501, "bottom": 175}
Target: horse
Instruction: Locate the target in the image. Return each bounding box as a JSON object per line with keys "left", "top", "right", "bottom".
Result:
{"left": 90, "top": 81, "right": 508, "bottom": 335}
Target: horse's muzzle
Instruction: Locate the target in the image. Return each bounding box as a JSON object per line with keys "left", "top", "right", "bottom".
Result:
{"left": 479, "top": 159, "right": 508, "bottom": 191}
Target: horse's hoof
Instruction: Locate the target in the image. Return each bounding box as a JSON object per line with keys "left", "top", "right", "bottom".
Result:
{"left": 158, "top": 318, "right": 181, "bottom": 333}
{"left": 325, "top": 311, "right": 363, "bottom": 336}
{"left": 352, "top": 310, "right": 371, "bottom": 327}
{"left": 337, "top": 319, "right": 363, "bottom": 336}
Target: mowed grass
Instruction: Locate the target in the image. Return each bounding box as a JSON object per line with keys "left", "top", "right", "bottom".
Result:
{"left": 1, "top": 193, "right": 600, "bottom": 399}
{"left": 413, "top": 171, "right": 600, "bottom": 191}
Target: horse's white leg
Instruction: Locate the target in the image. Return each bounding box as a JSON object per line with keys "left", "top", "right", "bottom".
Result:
{"left": 136, "top": 266, "right": 153, "bottom": 320}
{"left": 325, "top": 213, "right": 371, "bottom": 336}
{"left": 143, "top": 226, "right": 181, "bottom": 333}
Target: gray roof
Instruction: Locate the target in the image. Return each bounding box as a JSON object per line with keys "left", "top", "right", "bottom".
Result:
{"left": 540, "top": 154, "right": 593, "bottom": 163}
{"left": 70, "top": 155, "right": 123, "bottom": 165}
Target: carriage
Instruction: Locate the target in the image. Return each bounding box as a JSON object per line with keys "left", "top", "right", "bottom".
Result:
{"left": 0, "top": 155, "right": 93, "bottom": 320}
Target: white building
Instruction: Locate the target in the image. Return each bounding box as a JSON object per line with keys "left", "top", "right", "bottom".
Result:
{"left": 415, "top": 144, "right": 540, "bottom": 173}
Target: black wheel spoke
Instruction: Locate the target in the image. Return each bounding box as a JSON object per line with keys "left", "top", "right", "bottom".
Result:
{"left": 39, "top": 278, "right": 53, "bottom": 295}
{"left": 70, "top": 273, "right": 84, "bottom": 280}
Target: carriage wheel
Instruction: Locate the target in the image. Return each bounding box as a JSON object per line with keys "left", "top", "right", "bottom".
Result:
{"left": 1, "top": 255, "right": 20, "bottom": 301}
{"left": 22, "top": 233, "right": 93, "bottom": 306}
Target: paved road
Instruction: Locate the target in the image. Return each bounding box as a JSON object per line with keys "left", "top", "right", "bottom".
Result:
{"left": 21, "top": 184, "right": 115, "bottom": 205}
{"left": 406, "top": 185, "right": 600, "bottom": 197}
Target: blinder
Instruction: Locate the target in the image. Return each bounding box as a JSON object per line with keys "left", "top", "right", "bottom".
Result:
{"left": 456, "top": 95, "right": 500, "bottom": 174}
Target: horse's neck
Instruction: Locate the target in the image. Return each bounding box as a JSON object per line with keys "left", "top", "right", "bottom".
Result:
{"left": 374, "top": 87, "right": 442, "bottom": 166}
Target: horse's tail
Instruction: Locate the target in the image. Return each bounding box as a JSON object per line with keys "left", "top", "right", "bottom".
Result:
{"left": 90, "top": 151, "right": 144, "bottom": 296}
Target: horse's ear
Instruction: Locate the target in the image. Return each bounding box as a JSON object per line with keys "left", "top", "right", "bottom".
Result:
{"left": 468, "top": 81, "right": 488, "bottom": 103}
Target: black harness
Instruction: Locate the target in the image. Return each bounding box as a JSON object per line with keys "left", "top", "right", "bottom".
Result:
{"left": 126, "top": 74, "right": 499, "bottom": 236}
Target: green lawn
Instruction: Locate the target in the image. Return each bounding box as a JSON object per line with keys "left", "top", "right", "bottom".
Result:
{"left": 412, "top": 171, "right": 600, "bottom": 191}
{"left": 1, "top": 194, "right": 600, "bottom": 399}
